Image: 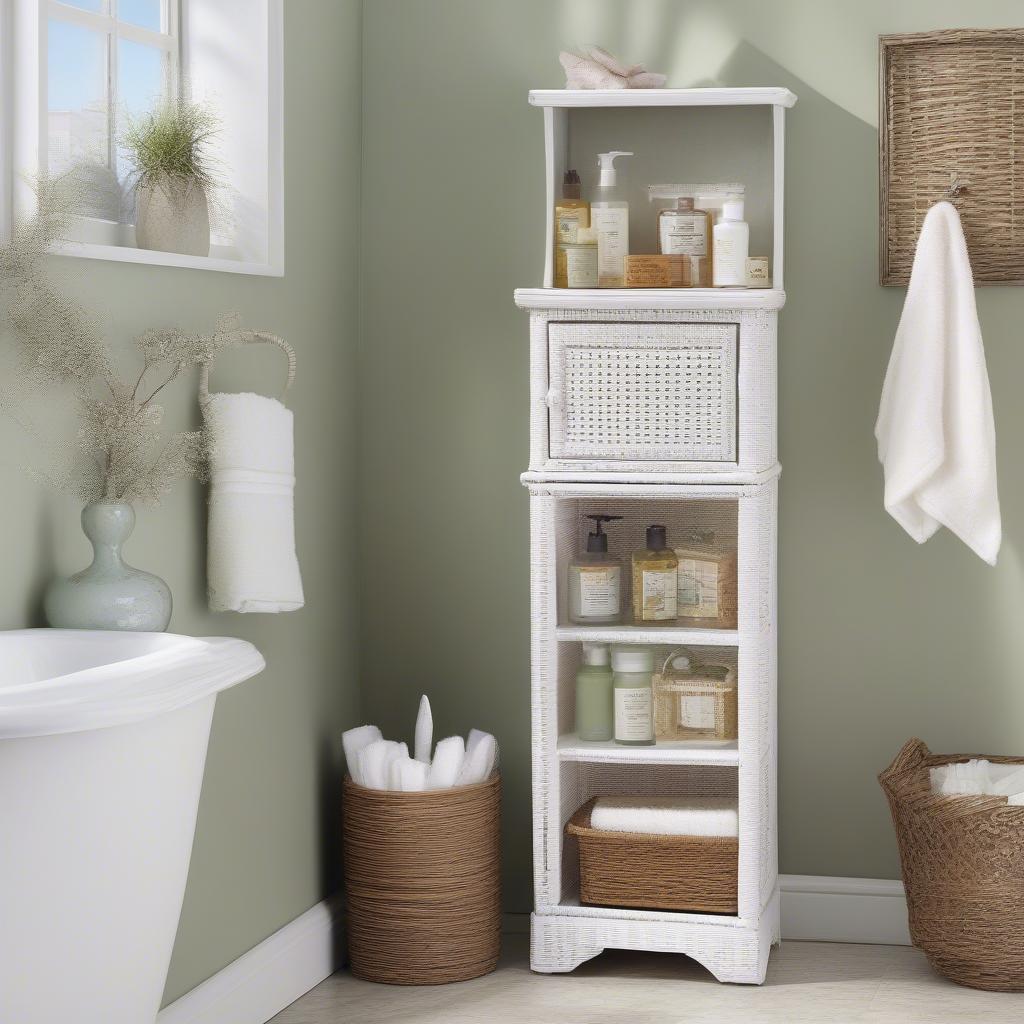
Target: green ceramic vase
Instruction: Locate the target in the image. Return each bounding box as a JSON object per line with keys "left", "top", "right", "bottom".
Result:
{"left": 44, "top": 502, "right": 172, "bottom": 631}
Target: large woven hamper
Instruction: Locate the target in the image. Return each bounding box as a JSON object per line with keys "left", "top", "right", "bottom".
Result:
{"left": 566, "top": 799, "right": 738, "bottom": 914}
{"left": 342, "top": 774, "right": 501, "bottom": 985}
{"left": 880, "top": 738, "right": 1024, "bottom": 991}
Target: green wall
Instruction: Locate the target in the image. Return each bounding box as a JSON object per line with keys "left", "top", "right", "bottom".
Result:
{"left": 0, "top": 0, "right": 362, "bottom": 1004}
{"left": 359, "top": 0, "right": 1024, "bottom": 912}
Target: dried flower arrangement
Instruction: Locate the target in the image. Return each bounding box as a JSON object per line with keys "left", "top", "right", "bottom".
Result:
{"left": 0, "top": 174, "right": 238, "bottom": 505}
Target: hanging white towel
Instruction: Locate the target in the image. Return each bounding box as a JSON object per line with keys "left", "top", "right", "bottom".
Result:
{"left": 875, "top": 201, "right": 1001, "bottom": 564}
{"left": 205, "top": 391, "right": 305, "bottom": 612}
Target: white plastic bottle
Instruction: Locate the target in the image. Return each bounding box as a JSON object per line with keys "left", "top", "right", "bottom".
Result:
{"left": 591, "top": 150, "right": 633, "bottom": 288}
{"left": 712, "top": 197, "right": 749, "bottom": 287}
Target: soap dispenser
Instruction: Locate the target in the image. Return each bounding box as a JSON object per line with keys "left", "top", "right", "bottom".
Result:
{"left": 568, "top": 514, "right": 623, "bottom": 625}
{"left": 591, "top": 151, "right": 633, "bottom": 288}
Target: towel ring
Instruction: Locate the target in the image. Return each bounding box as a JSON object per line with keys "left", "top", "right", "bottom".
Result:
{"left": 199, "top": 331, "right": 297, "bottom": 408}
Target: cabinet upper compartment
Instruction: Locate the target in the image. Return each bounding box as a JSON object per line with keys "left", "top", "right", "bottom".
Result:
{"left": 519, "top": 87, "right": 794, "bottom": 308}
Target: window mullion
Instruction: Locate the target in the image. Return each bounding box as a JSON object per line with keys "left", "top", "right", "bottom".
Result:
{"left": 46, "top": 2, "right": 115, "bottom": 36}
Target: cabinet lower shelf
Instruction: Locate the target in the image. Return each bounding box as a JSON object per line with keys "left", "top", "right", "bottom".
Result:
{"left": 557, "top": 734, "right": 739, "bottom": 766}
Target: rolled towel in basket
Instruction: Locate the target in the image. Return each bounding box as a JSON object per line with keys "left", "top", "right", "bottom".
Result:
{"left": 590, "top": 796, "right": 738, "bottom": 837}
{"left": 205, "top": 392, "right": 304, "bottom": 613}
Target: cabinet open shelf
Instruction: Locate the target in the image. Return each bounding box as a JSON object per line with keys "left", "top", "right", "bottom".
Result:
{"left": 555, "top": 625, "right": 739, "bottom": 645}
{"left": 547, "top": 894, "right": 745, "bottom": 928}
{"left": 558, "top": 734, "right": 739, "bottom": 766}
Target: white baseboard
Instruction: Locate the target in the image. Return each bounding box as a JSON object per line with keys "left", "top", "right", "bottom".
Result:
{"left": 780, "top": 874, "right": 910, "bottom": 946}
{"left": 157, "top": 899, "right": 342, "bottom": 1024}
{"left": 158, "top": 876, "right": 909, "bottom": 1024}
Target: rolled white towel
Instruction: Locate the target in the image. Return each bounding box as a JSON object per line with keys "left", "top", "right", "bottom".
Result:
{"left": 456, "top": 733, "right": 497, "bottom": 786}
{"left": 414, "top": 694, "right": 433, "bottom": 765}
{"left": 987, "top": 764, "right": 1024, "bottom": 796}
{"left": 590, "top": 796, "right": 738, "bottom": 837}
{"left": 427, "top": 736, "right": 465, "bottom": 790}
{"left": 392, "top": 757, "right": 430, "bottom": 793}
{"left": 359, "top": 739, "right": 405, "bottom": 791}
{"left": 205, "top": 392, "right": 304, "bottom": 612}
{"left": 342, "top": 725, "right": 382, "bottom": 786}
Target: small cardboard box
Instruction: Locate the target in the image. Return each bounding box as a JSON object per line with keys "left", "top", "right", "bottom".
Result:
{"left": 624, "top": 254, "right": 691, "bottom": 288}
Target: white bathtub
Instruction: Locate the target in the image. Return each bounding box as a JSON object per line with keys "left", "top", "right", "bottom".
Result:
{"left": 0, "top": 629, "right": 265, "bottom": 1024}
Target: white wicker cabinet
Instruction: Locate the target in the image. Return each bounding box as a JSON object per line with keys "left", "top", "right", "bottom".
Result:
{"left": 516, "top": 88, "right": 795, "bottom": 985}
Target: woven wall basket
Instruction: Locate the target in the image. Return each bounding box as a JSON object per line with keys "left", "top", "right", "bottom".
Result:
{"left": 879, "top": 738, "right": 1024, "bottom": 991}
{"left": 342, "top": 774, "right": 501, "bottom": 985}
{"left": 566, "top": 799, "right": 738, "bottom": 914}
{"left": 880, "top": 29, "right": 1024, "bottom": 285}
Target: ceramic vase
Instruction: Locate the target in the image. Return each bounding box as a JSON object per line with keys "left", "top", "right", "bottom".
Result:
{"left": 135, "top": 175, "right": 211, "bottom": 257}
{"left": 44, "top": 502, "right": 172, "bottom": 632}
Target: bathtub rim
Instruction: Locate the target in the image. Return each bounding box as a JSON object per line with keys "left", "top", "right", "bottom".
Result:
{"left": 0, "top": 629, "right": 265, "bottom": 739}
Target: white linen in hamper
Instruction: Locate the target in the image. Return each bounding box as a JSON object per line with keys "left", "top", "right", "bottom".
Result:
{"left": 875, "top": 201, "right": 1001, "bottom": 565}
{"left": 591, "top": 796, "right": 738, "bottom": 837}
{"left": 205, "top": 391, "right": 304, "bottom": 612}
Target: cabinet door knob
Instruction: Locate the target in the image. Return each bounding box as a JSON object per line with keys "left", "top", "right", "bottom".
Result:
{"left": 546, "top": 388, "right": 562, "bottom": 408}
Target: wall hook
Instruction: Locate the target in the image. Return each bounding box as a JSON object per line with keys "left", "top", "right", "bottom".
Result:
{"left": 947, "top": 172, "right": 968, "bottom": 199}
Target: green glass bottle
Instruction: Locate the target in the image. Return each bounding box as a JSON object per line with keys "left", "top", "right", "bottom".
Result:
{"left": 575, "top": 642, "right": 613, "bottom": 741}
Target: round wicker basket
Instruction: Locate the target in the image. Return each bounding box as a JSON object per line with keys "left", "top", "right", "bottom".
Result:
{"left": 879, "top": 738, "right": 1024, "bottom": 991}
{"left": 342, "top": 773, "right": 501, "bottom": 985}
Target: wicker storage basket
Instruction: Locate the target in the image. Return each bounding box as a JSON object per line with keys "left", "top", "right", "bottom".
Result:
{"left": 566, "top": 798, "right": 738, "bottom": 914}
{"left": 342, "top": 774, "right": 501, "bottom": 985}
{"left": 879, "top": 738, "right": 1024, "bottom": 991}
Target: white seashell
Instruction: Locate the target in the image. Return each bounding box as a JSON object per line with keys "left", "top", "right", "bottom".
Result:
{"left": 587, "top": 45, "right": 642, "bottom": 78}
{"left": 560, "top": 51, "right": 626, "bottom": 90}
{"left": 628, "top": 71, "right": 667, "bottom": 89}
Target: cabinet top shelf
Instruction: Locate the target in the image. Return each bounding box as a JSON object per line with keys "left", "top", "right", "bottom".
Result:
{"left": 515, "top": 287, "right": 786, "bottom": 312}
{"left": 528, "top": 87, "right": 798, "bottom": 109}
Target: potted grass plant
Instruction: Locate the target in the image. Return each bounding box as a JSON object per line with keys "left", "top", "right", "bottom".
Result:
{"left": 122, "top": 97, "right": 221, "bottom": 257}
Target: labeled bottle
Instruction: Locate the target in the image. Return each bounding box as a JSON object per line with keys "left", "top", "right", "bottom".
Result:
{"left": 575, "top": 642, "right": 613, "bottom": 742}
{"left": 564, "top": 227, "right": 598, "bottom": 288}
{"left": 712, "top": 197, "right": 749, "bottom": 287}
{"left": 653, "top": 649, "right": 737, "bottom": 742}
{"left": 673, "top": 530, "right": 738, "bottom": 629}
{"left": 591, "top": 150, "right": 633, "bottom": 288}
{"left": 568, "top": 514, "right": 623, "bottom": 625}
{"left": 631, "top": 525, "right": 678, "bottom": 624}
{"left": 612, "top": 645, "right": 655, "bottom": 746}
{"left": 554, "top": 169, "right": 590, "bottom": 288}
{"left": 658, "top": 196, "right": 711, "bottom": 287}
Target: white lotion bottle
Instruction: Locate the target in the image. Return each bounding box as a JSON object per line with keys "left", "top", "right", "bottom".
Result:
{"left": 591, "top": 150, "right": 633, "bottom": 288}
{"left": 712, "top": 197, "right": 749, "bottom": 287}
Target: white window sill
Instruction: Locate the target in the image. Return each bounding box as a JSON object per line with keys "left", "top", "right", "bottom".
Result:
{"left": 50, "top": 239, "right": 283, "bottom": 276}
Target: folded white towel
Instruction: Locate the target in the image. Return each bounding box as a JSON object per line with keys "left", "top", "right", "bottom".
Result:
{"left": 875, "top": 201, "right": 1001, "bottom": 565}
{"left": 392, "top": 757, "right": 430, "bottom": 792}
{"left": 930, "top": 759, "right": 992, "bottom": 796}
{"left": 590, "top": 796, "right": 738, "bottom": 837}
{"left": 205, "top": 392, "right": 305, "bottom": 612}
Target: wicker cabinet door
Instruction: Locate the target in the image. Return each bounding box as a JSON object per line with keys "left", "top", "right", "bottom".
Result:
{"left": 547, "top": 322, "right": 738, "bottom": 464}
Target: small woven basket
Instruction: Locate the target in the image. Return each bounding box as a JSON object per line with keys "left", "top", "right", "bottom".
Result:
{"left": 342, "top": 774, "right": 501, "bottom": 985}
{"left": 566, "top": 799, "right": 738, "bottom": 914}
{"left": 879, "top": 738, "right": 1024, "bottom": 991}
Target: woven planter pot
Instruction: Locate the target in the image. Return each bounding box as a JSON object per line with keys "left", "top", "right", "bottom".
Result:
{"left": 342, "top": 774, "right": 501, "bottom": 985}
{"left": 566, "top": 799, "right": 738, "bottom": 914}
{"left": 880, "top": 738, "right": 1024, "bottom": 991}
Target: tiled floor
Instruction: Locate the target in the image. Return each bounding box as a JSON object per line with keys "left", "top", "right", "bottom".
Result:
{"left": 270, "top": 935, "right": 1024, "bottom": 1023}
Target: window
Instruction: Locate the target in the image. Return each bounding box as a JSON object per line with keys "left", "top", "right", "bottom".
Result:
{"left": 6, "top": 0, "right": 283, "bottom": 274}
{"left": 46, "top": 0, "right": 178, "bottom": 222}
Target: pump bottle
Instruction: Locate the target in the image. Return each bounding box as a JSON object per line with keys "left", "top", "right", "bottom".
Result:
{"left": 568, "top": 514, "right": 623, "bottom": 625}
{"left": 591, "top": 151, "right": 633, "bottom": 288}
